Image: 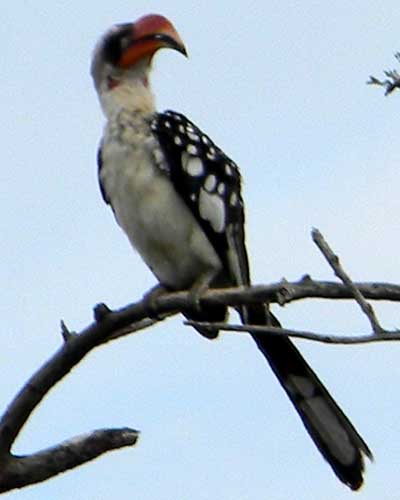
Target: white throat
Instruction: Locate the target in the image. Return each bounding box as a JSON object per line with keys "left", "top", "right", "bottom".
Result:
{"left": 99, "top": 79, "right": 156, "bottom": 119}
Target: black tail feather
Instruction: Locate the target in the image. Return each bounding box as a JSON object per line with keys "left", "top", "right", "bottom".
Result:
{"left": 244, "top": 304, "right": 371, "bottom": 490}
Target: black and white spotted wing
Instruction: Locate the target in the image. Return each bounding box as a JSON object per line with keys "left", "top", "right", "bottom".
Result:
{"left": 151, "top": 110, "right": 251, "bottom": 287}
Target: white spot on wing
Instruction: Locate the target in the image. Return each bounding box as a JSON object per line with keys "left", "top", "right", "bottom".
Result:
{"left": 187, "top": 144, "right": 198, "bottom": 155}
{"left": 230, "top": 192, "right": 239, "bottom": 206}
{"left": 181, "top": 151, "right": 190, "bottom": 169}
{"left": 204, "top": 174, "right": 217, "bottom": 192}
{"left": 199, "top": 188, "right": 226, "bottom": 233}
{"left": 218, "top": 183, "right": 226, "bottom": 195}
{"left": 225, "top": 164, "right": 233, "bottom": 176}
{"left": 174, "top": 136, "right": 183, "bottom": 146}
{"left": 186, "top": 157, "right": 204, "bottom": 176}
{"left": 188, "top": 132, "right": 200, "bottom": 142}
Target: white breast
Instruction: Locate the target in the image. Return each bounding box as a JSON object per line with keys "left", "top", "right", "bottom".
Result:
{"left": 100, "top": 137, "right": 222, "bottom": 290}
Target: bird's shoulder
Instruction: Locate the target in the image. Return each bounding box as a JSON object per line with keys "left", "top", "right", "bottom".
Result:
{"left": 151, "top": 110, "right": 244, "bottom": 228}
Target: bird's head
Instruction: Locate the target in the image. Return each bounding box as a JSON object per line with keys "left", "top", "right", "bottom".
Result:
{"left": 91, "top": 14, "right": 187, "bottom": 115}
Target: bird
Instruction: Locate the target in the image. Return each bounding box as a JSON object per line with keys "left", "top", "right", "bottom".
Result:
{"left": 91, "top": 14, "right": 372, "bottom": 490}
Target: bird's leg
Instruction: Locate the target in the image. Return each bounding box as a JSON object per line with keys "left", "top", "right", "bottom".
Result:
{"left": 142, "top": 284, "right": 169, "bottom": 319}
{"left": 184, "top": 268, "right": 223, "bottom": 339}
{"left": 187, "top": 268, "right": 218, "bottom": 312}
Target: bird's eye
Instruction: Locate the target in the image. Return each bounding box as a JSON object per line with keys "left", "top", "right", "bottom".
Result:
{"left": 102, "top": 24, "right": 132, "bottom": 65}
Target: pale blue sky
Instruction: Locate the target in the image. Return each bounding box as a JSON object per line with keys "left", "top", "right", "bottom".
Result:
{"left": 2, "top": 2, "right": 400, "bottom": 499}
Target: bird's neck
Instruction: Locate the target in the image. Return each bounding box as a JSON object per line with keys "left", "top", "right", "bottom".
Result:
{"left": 100, "top": 79, "right": 156, "bottom": 119}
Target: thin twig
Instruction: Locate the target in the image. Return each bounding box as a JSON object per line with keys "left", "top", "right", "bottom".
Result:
{"left": 367, "top": 54, "right": 400, "bottom": 95}
{"left": 184, "top": 320, "right": 400, "bottom": 345}
{"left": 312, "top": 228, "right": 383, "bottom": 334}
{"left": 367, "top": 74, "right": 400, "bottom": 95}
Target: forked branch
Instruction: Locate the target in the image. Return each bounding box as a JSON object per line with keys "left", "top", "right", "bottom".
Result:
{"left": 0, "top": 229, "right": 399, "bottom": 492}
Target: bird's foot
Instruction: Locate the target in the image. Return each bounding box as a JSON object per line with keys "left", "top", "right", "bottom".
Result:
{"left": 187, "top": 269, "right": 217, "bottom": 313}
{"left": 184, "top": 270, "right": 221, "bottom": 339}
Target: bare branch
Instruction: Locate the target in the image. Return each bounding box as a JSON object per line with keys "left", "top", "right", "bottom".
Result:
{"left": 185, "top": 320, "right": 400, "bottom": 345}
{"left": 2, "top": 267, "right": 400, "bottom": 490}
{"left": 312, "top": 228, "right": 383, "bottom": 334}
{"left": 0, "top": 299, "right": 155, "bottom": 491}
{"left": 105, "top": 314, "right": 175, "bottom": 343}
{"left": 0, "top": 428, "right": 138, "bottom": 493}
